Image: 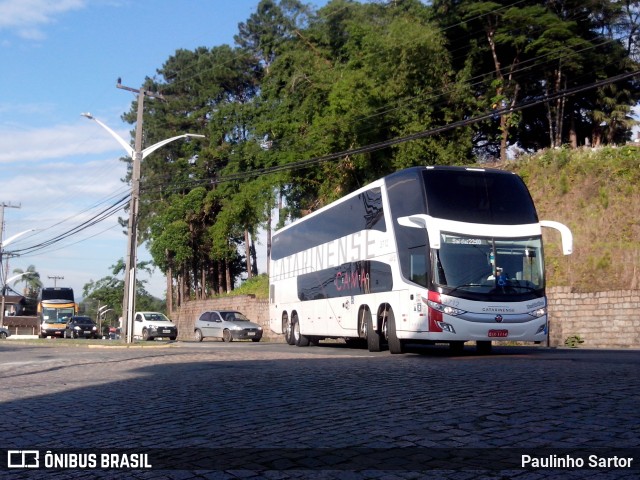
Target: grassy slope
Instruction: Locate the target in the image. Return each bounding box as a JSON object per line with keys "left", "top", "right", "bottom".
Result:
{"left": 505, "top": 145, "right": 640, "bottom": 292}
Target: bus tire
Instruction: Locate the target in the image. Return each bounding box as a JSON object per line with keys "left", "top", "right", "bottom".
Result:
{"left": 387, "top": 309, "right": 404, "bottom": 354}
{"left": 367, "top": 312, "right": 383, "bottom": 352}
{"left": 283, "top": 313, "right": 295, "bottom": 345}
{"left": 292, "top": 314, "right": 309, "bottom": 347}
{"left": 358, "top": 309, "right": 368, "bottom": 339}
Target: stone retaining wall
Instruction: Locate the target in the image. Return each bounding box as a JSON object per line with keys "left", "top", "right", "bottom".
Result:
{"left": 548, "top": 287, "right": 640, "bottom": 349}
{"left": 171, "top": 295, "right": 282, "bottom": 342}
{"left": 171, "top": 288, "right": 640, "bottom": 348}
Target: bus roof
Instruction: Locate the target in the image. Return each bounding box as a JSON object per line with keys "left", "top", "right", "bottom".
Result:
{"left": 40, "top": 287, "right": 75, "bottom": 302}
{"left": 274, "top": 165, "right": 520, "bottom": 235}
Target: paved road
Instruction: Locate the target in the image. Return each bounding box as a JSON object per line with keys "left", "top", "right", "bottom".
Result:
{"left": 0, "top": 340, "right": 638, "bottom": 479}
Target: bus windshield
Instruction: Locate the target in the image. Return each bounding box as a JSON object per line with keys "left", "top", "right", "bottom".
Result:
{"left": 42, "top": 307, "right": 75, "bottom": 323}
{"left": 433, "top": 233, "right": 544, "bottom": 296}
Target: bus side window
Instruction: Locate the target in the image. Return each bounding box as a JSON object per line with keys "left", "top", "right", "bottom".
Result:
{"left": 410, "top": 253, "right": 428, "bottom": 287}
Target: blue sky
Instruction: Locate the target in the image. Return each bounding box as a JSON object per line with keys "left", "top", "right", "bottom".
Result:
{"left": 0, "top": 0, "right": 326, "bottom": 300}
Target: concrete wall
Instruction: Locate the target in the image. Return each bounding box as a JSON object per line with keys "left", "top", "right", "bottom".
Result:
{"left": 172, "top": 288, "right": 640, "bottom": 349}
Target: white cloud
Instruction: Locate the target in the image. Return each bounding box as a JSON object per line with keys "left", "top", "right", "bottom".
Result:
{"left": 0, "top": 0, "right": 86, "bottom": 39}
{"left": 0, "top": 122, "right": 131, "bottom": 164}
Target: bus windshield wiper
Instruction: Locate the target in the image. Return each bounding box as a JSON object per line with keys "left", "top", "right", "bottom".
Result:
{"left": 446, "top": 283, "right": 485, "bottom": 294}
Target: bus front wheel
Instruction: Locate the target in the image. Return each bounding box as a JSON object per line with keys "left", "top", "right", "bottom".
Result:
{"left": 292, "top": 314, "right": 309, "bottom": 347}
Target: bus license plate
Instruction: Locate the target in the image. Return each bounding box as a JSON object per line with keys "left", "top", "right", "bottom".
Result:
{"left": 488, "top": 329, "right": 508, "bottom": 338}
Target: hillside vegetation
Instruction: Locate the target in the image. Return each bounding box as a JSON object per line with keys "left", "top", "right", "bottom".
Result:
{"left": 505, "top": 145, "right": 640, "bottom": 292}
{"left": 126, "top": 0, "right": 639, "bottom": 302}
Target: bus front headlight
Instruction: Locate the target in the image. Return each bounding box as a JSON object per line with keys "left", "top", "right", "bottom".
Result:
{"left": 528, "top": 307, "right": 547, "bottom": 318}
{"left": 427, "top": 300, "right": 466, "bottom": 317}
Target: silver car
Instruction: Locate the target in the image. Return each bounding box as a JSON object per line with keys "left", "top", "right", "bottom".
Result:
{"left": 0, "top": 327, "right": 10, "bottom": 339}
{"left": 194, "top": 310, "right": 263, "bottom": 342}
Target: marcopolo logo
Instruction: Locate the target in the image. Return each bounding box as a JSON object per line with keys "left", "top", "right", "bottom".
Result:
{"left": 7, "top": 450, "right": 40, "bottom": 468}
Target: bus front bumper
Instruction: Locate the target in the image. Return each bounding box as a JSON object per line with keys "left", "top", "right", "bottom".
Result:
{"left": 398, "top": 318, "right": 547, "bottom": 343}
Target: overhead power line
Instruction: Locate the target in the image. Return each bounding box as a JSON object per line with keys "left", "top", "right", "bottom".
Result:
{"left": 143, "top": 68, "right": 640, "bottom": 194}
{"left": 10, "top": 194, "right": 129, "bottom": 256}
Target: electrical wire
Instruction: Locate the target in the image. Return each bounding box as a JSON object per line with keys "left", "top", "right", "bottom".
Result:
{"left": 140, "top": 68, "right": 639, "bottom": 195}
{"left": 9, "top": 194, "right": 129, "bottom": 256}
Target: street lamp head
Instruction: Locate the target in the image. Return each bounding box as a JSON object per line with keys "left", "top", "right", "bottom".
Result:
{"left": 1, "top": 229, "right": 36, "bottom": 249}
{"left": 81, "top": 112, "right": 94, "bottom": 120}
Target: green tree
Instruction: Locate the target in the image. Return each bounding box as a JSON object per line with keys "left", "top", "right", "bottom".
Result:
{"left": 83, "top": 260, "right": 159, "bottom": 319}
{"left": 254, "top": 0, "right": 470, "bottom": 213}
{"left": 433, "top": 0, "right": 639, "bottom": 154}
{"left": 10, "top": 265, "right": 42, "bottom": 314}
{"left": 122, "top": 43, "right": 262, "bottom": 305}
{"left": 11, "top": 264, "right": 42, "bottom": 298}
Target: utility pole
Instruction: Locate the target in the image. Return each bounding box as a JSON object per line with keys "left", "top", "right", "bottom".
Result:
{"left": 117, "top": 79, "right": 164, "bottom": 344}
{"left": 83, "top": 80, "right": 203, "bottom": 343}
{"left": 48, "top": 275, "right": 64, "bottom": 287}
{"left": 0, "top": 202, "right": 21, "bottom": 294}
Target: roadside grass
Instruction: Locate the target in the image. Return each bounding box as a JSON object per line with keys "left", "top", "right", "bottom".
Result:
{"left": 227, "top": 273, "right": 269, "bottom": 298}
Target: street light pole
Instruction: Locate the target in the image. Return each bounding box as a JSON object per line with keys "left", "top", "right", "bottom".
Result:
{"left": 122, "top": 87, "right": 145, "bottom": 344}
{"left": 82, "top": 80, "right": 204, "bottom": 343}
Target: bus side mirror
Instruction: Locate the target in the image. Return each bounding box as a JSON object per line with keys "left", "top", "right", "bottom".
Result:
{"left": 540, "top": 220, "right": 573, "bottom": 255}
{"left": 397, "top": 214, "right": 441, "bottom": 249}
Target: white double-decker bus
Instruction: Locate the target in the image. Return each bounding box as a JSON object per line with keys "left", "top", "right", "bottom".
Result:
{"left": 269, "top": 166, "right": 572, "bottom": 354}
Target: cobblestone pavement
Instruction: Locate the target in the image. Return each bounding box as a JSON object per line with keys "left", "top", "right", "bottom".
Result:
{"left": 0, "top": 340, "right": 638, "bottom": 479}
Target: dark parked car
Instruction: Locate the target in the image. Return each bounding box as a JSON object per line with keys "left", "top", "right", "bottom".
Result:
{"left": 194, "top": 310, "right": 263, "bottom": 342}
{"left": 64, "top": 316, "right": 99, "bottom": 339}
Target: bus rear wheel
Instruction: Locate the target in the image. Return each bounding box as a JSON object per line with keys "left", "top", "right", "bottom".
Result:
{"left": 366, "top": 311, "right": 382, "bottom": 352}
{"left": 283, "top": 314, "right": 294, "bottom": 345}
{"left": 292, "top": 314, "right": 309, "bottom": 347}
{"left": 386, "top": 309, "right": 404, "bottom": 354}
